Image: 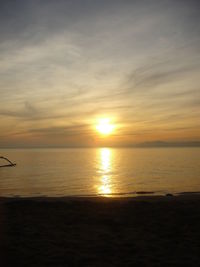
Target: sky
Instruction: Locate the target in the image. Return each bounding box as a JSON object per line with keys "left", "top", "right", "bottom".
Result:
{"left": 0, "top": 0, "right": 200, "bottom": 147}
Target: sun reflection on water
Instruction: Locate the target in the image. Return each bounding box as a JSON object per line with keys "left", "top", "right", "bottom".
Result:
{"left": 97, "top": 148, "right": 113, "bottom": 196}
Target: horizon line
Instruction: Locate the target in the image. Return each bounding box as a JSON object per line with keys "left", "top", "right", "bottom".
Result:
{"left": 1, "top": 141, "right": 200, "bottom": 149}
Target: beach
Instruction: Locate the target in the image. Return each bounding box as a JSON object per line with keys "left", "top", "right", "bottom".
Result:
{"left": 1, "top": 194, "right": 200, "bottom": 266}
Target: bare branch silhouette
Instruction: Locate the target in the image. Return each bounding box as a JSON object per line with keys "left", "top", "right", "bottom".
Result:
{"left": 0, "top": 156, "right": 16, "bottom": 168}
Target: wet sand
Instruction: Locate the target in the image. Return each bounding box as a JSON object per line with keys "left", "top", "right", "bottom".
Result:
{"left": 1, "top": 194, "right": 200, "bottom": 266}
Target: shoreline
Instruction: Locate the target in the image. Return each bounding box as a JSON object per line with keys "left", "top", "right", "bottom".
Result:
{"left": 1, "top": 191, "right": 200, "bottom": 203}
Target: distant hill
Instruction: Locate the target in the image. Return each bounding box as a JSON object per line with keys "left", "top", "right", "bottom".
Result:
{"left": 133, "top": 141, "right": 200, "bottom": 148}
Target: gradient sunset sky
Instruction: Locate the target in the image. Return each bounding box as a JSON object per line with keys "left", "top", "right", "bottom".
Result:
{"left": 0, "top": 0, "right": 200, "bottom": 147}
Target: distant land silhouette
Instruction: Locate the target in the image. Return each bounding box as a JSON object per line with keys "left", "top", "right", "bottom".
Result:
{"left": 133, "top": 141, "right": 200, "bottom": 148}
{"left": 0, "top": 141, "right": 200, "bottom": 149}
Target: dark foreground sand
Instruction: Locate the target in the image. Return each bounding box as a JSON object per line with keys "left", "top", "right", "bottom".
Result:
{"left": 1, "top": 195, "right": 200, "bottom": 266}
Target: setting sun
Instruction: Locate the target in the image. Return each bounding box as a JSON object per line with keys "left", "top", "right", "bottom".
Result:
{"left": 96, "top": 118, "right": 115, "bottom": 135}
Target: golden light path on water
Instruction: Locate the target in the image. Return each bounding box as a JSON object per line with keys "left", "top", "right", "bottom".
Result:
{"left": 97, "top": 148, "right": 113, "bottom": 196}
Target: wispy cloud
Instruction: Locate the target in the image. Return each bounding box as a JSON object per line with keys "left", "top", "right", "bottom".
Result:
{"left": 0, "top": 0, "right": 200, "bottom": 146}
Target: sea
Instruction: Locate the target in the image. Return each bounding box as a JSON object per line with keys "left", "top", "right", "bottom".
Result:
{"left": 0, "top": 147, "right": 200, "bottom": 197}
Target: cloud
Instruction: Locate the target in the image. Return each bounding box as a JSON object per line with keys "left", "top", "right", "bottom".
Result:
{"left": 0, "top": 0, "right": 200, "bottom": 146}
{"left": 128, "top": 63, "right": 199, "bottom": 93}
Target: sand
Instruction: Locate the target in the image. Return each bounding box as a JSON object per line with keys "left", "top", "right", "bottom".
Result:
{"left": 1, "top": 194, "right": 200, "bottom": 266}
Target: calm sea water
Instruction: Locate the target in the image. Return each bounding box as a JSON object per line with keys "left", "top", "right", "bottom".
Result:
{"left": 0, "top": 148, "right": 200, "bottom": 197}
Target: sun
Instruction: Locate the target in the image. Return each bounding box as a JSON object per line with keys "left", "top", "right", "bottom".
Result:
{"left": 96, "top": 118, "right": 115, "bottom": 135}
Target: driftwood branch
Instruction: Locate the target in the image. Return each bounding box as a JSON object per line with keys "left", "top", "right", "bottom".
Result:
{"left": 0, "top": 156, "right": 16, "bottom": 168}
